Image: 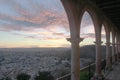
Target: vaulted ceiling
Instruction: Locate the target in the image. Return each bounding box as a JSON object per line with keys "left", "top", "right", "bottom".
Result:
{"left": 71, "top": 0, "right": 120, "bottom": 32}
{"left": 95, "top": 0, "right": 120, "bottom": 31}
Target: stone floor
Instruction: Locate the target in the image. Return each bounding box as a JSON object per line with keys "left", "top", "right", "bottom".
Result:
{"left": 105, "top": 62, "right": 120, "bottom": 80}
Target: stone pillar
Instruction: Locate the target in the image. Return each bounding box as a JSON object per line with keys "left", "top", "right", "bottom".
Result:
{"left": 118, "top": 37, "right": 120, "bottom": 60}
{"left": 116, "top": 44, "right": 119, "bottom": 61}
{"left": 105, "top": 42, "right": 112, "bottom": 70}
{"left": 92, "top": 21, "right": 103, "bottom": 80}
{"left": 67, "top": 38, "right": 84, "bottom": 80}
{"left": 118, "top": 36, "right": 120, "bottom": 60}
{"left": 116, "top": 35, "right": 119, "bottom": 62}
{"left": 112, "top": 31, "right": 115, "bottom": 64}
{"left": 118, "top": 43, "right": 120, "bottom": 60}
{"left": 105, "top": 29, "right": 112, "bottom": 70}
{"left": 93, "top": 16, "right": 103, "bottom": 79}
{"left": 103, "top": 21, "right": 112, "bottom": 70}
{"left": 94, "top": 41, "right": 103, "bottom": 78}
{"left": 116, "top": 43, "right": 120, "bottom": 61}
{"left": 60, "top": 1, "right": 84, "bottom": 80}
{"left": 115, "top": 44, "right": 117, "bottom": 62}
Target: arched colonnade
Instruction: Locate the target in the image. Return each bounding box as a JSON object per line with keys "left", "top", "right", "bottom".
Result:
{"left": 60, "top": 0, "right": 120, "bottom": 80}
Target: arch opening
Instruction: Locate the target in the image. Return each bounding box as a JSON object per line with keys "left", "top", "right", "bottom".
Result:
{"left": 0, "top": 1, "right": 72, "bottom": 79}
{"left": 101, "top": 24, "right": 107, "bottom": 59}
{"left": 80, "top": 11, "right": 96, "bottom": 61}
{"left": 80, "top": 11, "right": 95, "bottom": 46}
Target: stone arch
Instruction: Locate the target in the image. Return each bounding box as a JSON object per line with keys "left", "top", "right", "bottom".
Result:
{"left": 80, "top": 3, "right": 103, "bottom": 76}
{"left": 111, "top": 27, "right": 116, "bottom": 63}
{"left": 80, "top": 11, "right": 95, "bottom": 45}
{"left": 61, "top": 0, "right": 85, "bottom": 39}
{"left": 103, "top": 21, "right": 111, "bottom": 37}
{"left": 78, "top": 4, "right": 103, "bottom": 41}
{"left": 61, "top": 0, "right": 105, "bottom": 79}
{"left": 102, "top": 20, "right": 112, "bottom": 69}
{"left": 102, "top": 20, "right": 112, "bottom": 43}
{"left": 84, "top": 5, "right": 102, "bottom": 32}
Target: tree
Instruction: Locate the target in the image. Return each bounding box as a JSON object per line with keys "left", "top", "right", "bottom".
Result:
{"left": 34, "top": 71, "right": 54, "bottom": 80}
{"left": 16, "top": 73, "right": 31, "bottom": 80}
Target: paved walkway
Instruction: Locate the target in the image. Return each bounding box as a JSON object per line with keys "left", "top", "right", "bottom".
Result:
{"left": 105, "top": 62, "right": 120, "bottom": 80}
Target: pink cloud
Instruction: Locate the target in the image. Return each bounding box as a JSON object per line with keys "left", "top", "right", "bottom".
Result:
{"left": 0, "top": 0, "right": 98, "bottom": 42}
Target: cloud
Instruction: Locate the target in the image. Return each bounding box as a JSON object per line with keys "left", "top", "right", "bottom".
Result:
{"left": 81, "top": 12, "right": 94, "bottom": 28}
{"left": 81, "top": 33, "right": 95, "bottom": 38}
{"left": 81, "top": 33, "right": 106, "bottom": 39}
{"left": 10, "top": 25, "right": 69, "bottom": 41}
{"left": 23, "top": 30, "right": 69, "bottom": 41}
{"left": 0, "top": 0, "right": 98, "bottom": 43}
{"left": 0, "top": 0, "right": 69, "bottom": 33}
{"left": 0, "top": 0, "right": 93, "bottom": 33}
{"left": 52, "top": 33, "right": 65, "bottom": 36}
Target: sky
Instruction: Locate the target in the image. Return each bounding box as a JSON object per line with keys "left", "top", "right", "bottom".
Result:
{"left": 0, "top": 0, "right": 106, "bottom": 48}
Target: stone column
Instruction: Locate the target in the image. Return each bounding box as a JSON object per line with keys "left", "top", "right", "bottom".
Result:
{"left": 105, "top": 42, "right": 112, "bottom": 70}
{"left": 118, "top": 43, "right": 120, "bottom": 60}
{"left": 116, "top": 35, "right": 119, "bottom": 62}
{"left": 67, "top": 38, "right": 84, "bottom": 80}
{"left": 94, "top": 41, "right": 103, "bottom": 79}
{"left": 118, "top": 37, "right": 120, "bottom": 60}
{"left": 116, "top": 43, "right": 120, "bottom": 62}
{"left": 112, "top": 31, "right": 115, "bottom": 64}
{"left": 116, "top": 44, "right": 119, "bottom": 61}
{"left": 93, "top": 14, "right": 103, "bottom": 79}
{"left": 118, "top": 36, "right": 120, "bottom": 60}
{"left": 91, "top": 22, "right": 102, "bottom": 80}
{"left": 115, "top": 44, "right": 117, "bottom": 62}
{"left": 61, "top": 1, "right": 84, "bottom": 80}
{"left": 105, "top": 29, "right": 112, "bottom": 70}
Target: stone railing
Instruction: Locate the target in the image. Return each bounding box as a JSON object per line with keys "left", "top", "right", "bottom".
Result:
{"left": 56, "top": 63, "right": 96, "bottom": 80}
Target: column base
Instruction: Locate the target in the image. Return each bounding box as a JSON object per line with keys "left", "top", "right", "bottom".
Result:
{"left": 115, "top": 62, "right": 118, "bottom": 66}
{"left": 105, "top": 65, "right": 113, "bottom": 71}
{"left": 113, "top": 61, "right": 118, "bottom": 65}
{"left": 117, "top": 58, "right": 120, "bottom": 62}
{"left": 104, "top": 66, "right": 113, "bottom": 77}
{"left": 112, "top": 56, "right": 116, "bottom": 64}
{"left": 91, "top": 74, "right": 104, "bottom": 80}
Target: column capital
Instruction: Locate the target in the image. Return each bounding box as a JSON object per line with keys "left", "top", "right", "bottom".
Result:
{"left": 94, "top": 41, "right": 103, "bottom": 45}
{"left": 115, "top": 44, "right": 120, "bottom": 45}
{"left": 105, "top": 42, "right": 111, "bottom": 45}
{"left": 118, "top": 44, "right": 120, "bottom": 45}
{"left": 66, "top": 37, "right": 84, "bottom": 43}
{"left": 112, "top": 43, "right": 116, "bottom": 45}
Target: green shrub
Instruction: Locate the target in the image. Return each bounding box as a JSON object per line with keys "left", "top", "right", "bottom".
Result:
{"left": 80, "top": 71, "right": 94, "bottom": 80}
{"left": 34, "top": 71, "right": 54, "bottom": 80}
{"left": 16, "top": 73, "right": 31, "bottom": 80}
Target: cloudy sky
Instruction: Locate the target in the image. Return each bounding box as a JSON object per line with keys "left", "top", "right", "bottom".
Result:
{"left": 0, "top": 0, "right": 105, "bottom": 48}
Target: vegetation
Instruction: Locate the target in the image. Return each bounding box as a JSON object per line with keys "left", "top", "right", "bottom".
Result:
{"left": 34, "top": 71, "right": 54, "bottom": 80}
{"left": 80, "top": 71, "right": 94, "bottom": 80}
{"left": 16, "top": 73, "right": 31, "bottom": 80}
{"left": 0, "top": 72, "right": 54, "bottom": 80}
